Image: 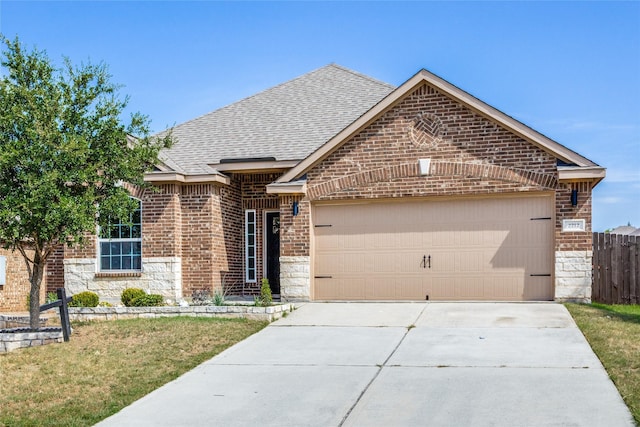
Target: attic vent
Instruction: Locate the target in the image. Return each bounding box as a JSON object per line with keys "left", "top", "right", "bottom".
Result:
{"left": 220, "top": 157, "right": 276, "bottom": 164}
{"left": 557, "top": 159, "right": 577, "bottom": 167}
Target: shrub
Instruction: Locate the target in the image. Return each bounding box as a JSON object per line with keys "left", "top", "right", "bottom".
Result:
{"left": 46, "top": 292, "right": 58, "bottom": 303}
{"left": 69, "top": 291, "right": 99, "bottom": 308}
{"left": 260, "top": 278, "right": 272, "bottom": 307}
{"left": 213, "top": 290, "right": 225, "bottom": 306}
{"left": 129, "top": 294, "right": 165, "bottom": 307}
{"left": 191, "top": 290, "right": 211, "bottom": 306}
{"left": 121, "top": 288, "right": 146, "bottom": 307}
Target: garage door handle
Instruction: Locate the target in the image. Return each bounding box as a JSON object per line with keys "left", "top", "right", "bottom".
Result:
{"left": 421, "top": 255, "right": 431, "bottom": 269}
{"left": 314, "top": 275, "right": 333, "bottom": 279}
{"left": 530, "top": 274, "right": 551, "bottom": 277}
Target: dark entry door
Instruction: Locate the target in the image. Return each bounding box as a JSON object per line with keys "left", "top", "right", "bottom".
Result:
{"left": 265, "top": 212, "right": 280, "bottom": 294}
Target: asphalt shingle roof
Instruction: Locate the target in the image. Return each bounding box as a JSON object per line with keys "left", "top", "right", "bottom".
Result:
{"left": 158, "top": 64, "right": 395, "bottom": 175}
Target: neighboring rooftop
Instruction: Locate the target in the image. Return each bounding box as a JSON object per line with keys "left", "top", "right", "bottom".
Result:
{"left": 157, "top": 64, "right": 395, "bottom": 175}
{"left": 608, "top": 225, "right": 640, "bottom": 236}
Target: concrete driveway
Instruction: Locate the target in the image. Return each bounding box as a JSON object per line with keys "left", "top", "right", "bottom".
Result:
{"left": 97, "top": 303, "right": 634, "bottom": 427}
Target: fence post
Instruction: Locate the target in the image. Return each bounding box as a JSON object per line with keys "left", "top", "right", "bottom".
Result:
{"left": 630, "top": 235, "right": 636, "bottom": 303}
{"left": 622, "top": 235, "right": 630, "bottom": 304}
{"left": 604, "top": 233, "right": 612, "bottom": 304}
{"left": 592, "top": 233, "right": 600, "bottom": 302}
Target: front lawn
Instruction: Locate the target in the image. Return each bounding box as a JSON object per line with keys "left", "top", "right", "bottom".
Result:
{"left": 566, "top": 303, "right": 640, "bottom": 424}
{"left": 0, "top": 317, "right": 267, "bottom": 426}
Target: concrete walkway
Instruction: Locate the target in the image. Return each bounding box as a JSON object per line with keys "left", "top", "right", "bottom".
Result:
{"left": 96, "top": 303, "right": 634, "bottom": 427}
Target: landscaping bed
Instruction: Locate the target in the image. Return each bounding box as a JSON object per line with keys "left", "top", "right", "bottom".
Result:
{"left": 0, "top": 328, "right": 63, "bottom": 353}
{"left": 67, "top": 302, "right": 295, "bottom": 322}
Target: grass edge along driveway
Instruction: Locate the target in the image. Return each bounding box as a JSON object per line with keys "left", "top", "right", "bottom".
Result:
{"left": 0, "top": 316, "right": 268, "bottom": 427}
{"left": 565, "top": 303, "right": 640, "bottom": 425}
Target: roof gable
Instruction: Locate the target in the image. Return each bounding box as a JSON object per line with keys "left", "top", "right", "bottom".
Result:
{"left": 157, "top": 64, "right": 395, "bottom": 175}
{"left": 278, "top": 69, "right": 603, "bottom": 183}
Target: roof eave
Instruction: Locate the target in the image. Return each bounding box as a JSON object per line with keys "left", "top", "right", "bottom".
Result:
{"left": 265, "top": 180, "right": 307, "bottom": 195}
{"left": 558, "top": 166, "right": 606, "bottom": 186}
{"left": 144, "top": 172, "right": 231, "bottom": 185}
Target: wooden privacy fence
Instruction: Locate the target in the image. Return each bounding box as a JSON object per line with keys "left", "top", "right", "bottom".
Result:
{"left": 592, "top": 233, "right": 639, "bottom": 304}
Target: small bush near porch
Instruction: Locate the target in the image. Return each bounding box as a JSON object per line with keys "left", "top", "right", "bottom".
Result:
{"left": 0, "top": 317, "right": 267, "bottom": 426}
{"left": 566, "top": 303, "right": 640, "bottom": 424}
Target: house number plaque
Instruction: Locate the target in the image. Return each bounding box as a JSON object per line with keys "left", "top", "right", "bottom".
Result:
{"left": 562, "top": 219, "right": 585, "bottom": 232}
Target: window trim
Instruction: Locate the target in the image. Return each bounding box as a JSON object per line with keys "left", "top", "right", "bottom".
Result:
{"left": 97, "top": 197, "right": 142, "bottom": 272}
{"left": 245, "top": 209, "right": 257, "bottom": 283}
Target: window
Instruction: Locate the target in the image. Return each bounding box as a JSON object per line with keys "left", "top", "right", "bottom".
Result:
{"left": 98, "top": 199, "right": 142, "bottom": 271}
{"left": 245, "top": 209, "right": 256, "bottom": 282}
{"left": 0, "top": 255, "right": 6, "bottom": 286}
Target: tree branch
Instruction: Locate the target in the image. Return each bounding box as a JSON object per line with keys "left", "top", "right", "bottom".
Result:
{"left": 17, "top": 244, "right": 33, "bottom": 278}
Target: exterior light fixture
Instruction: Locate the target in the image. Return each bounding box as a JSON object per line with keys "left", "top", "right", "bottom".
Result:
{"left": 571, "top": 189, "right": 578, "bottom": 206}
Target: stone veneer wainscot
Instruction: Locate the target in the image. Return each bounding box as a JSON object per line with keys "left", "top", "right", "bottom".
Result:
{"left": 554, "top": 250, "right": 592, "bottom": 303}
{"left": 64, "top": 257, "right": 182, "bottom": 303}
{"left": 280, "top": 256, "right": 310, "bottom": 301}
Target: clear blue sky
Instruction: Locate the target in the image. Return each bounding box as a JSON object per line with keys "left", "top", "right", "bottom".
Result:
{"left": 1, "top": 1, "right": 638, "bottom": 231}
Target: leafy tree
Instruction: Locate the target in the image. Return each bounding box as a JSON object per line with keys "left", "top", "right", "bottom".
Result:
{"left": 0, "top": 36, "right": 173, "bottom": 329}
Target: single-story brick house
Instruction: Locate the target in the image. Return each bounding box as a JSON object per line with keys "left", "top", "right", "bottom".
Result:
{"left": 34, "top": 64, "right": 603, "bottom": 305}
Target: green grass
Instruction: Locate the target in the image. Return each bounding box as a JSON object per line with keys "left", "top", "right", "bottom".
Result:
{"left": 0, "top": 316, "right": 267, "bottom": 426}
{"left": 566, "top": 303, "right": 640, "bottom": 425}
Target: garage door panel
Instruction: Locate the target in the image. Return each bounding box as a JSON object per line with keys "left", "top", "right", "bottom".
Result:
{"left": 366, "top": 277, "right": 396, "bottom": 299}
{"left": 313, "top": 195, "right": 553, "bottom": 301}
{"left": 524, "top": 276, "right": 553, "bottom": 300}
{"left": 484, "top": 276, "right": 522, "bottom": 300}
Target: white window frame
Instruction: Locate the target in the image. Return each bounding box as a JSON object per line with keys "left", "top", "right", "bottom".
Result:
{"left": 0, "top": 255, "right": 6, "bottom": 286}
{"left": 245, "top": 209, "right": 257, "bottom": 283}
{"left": 98, "top": 197, "right": 142, "bottom": 272}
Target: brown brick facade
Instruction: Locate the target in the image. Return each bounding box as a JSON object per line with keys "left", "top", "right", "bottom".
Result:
{"left": 279, "top": 196, "right": 310, "bottom": 257}
{"left": 307, "top": 83, "right": 557, "bottom": 202}
{"left": 180, "top": 184, "right": 216, "bottom": 294}
{"left": 0, "top": 248, "right": 45, "bottom": 312}
{"left": 555, "top": 181, "right": 593, "bottom": 251}
{"left": 216, "top": 176, "right": 243, "bottom": 294}
{"left": 144, "top": 184, "right": 182, "bottom": 259}
{"left": 45, "top": 245, "right": 65, "bottom": 293}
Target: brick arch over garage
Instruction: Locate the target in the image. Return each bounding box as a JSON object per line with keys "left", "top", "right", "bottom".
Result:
{"left": 306, "top": 160, "right": 558, "bottom": 200}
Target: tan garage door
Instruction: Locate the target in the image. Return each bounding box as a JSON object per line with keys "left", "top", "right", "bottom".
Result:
{"left": 313, "top": 195, "right": 554, "bottom": 301}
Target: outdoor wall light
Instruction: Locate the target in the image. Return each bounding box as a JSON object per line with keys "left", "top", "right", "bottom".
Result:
{"left": 292, "top": 201, "right": 299, "bottom": 216}
{"left": 571, "top": 189, "right": 578, "bottom": 206}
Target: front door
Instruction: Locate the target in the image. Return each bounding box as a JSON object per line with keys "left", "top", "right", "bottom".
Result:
{"left": 265, "top": 212, "right": 280, "bottom": 295}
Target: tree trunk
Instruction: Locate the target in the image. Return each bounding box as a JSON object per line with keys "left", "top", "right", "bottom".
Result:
{"left": 29, "top": 250, "right": 45, "bottom": 330}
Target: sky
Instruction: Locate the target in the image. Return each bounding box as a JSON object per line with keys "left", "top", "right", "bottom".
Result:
{"left": 0, "top": 1, "right": 638, "bottom": 232}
